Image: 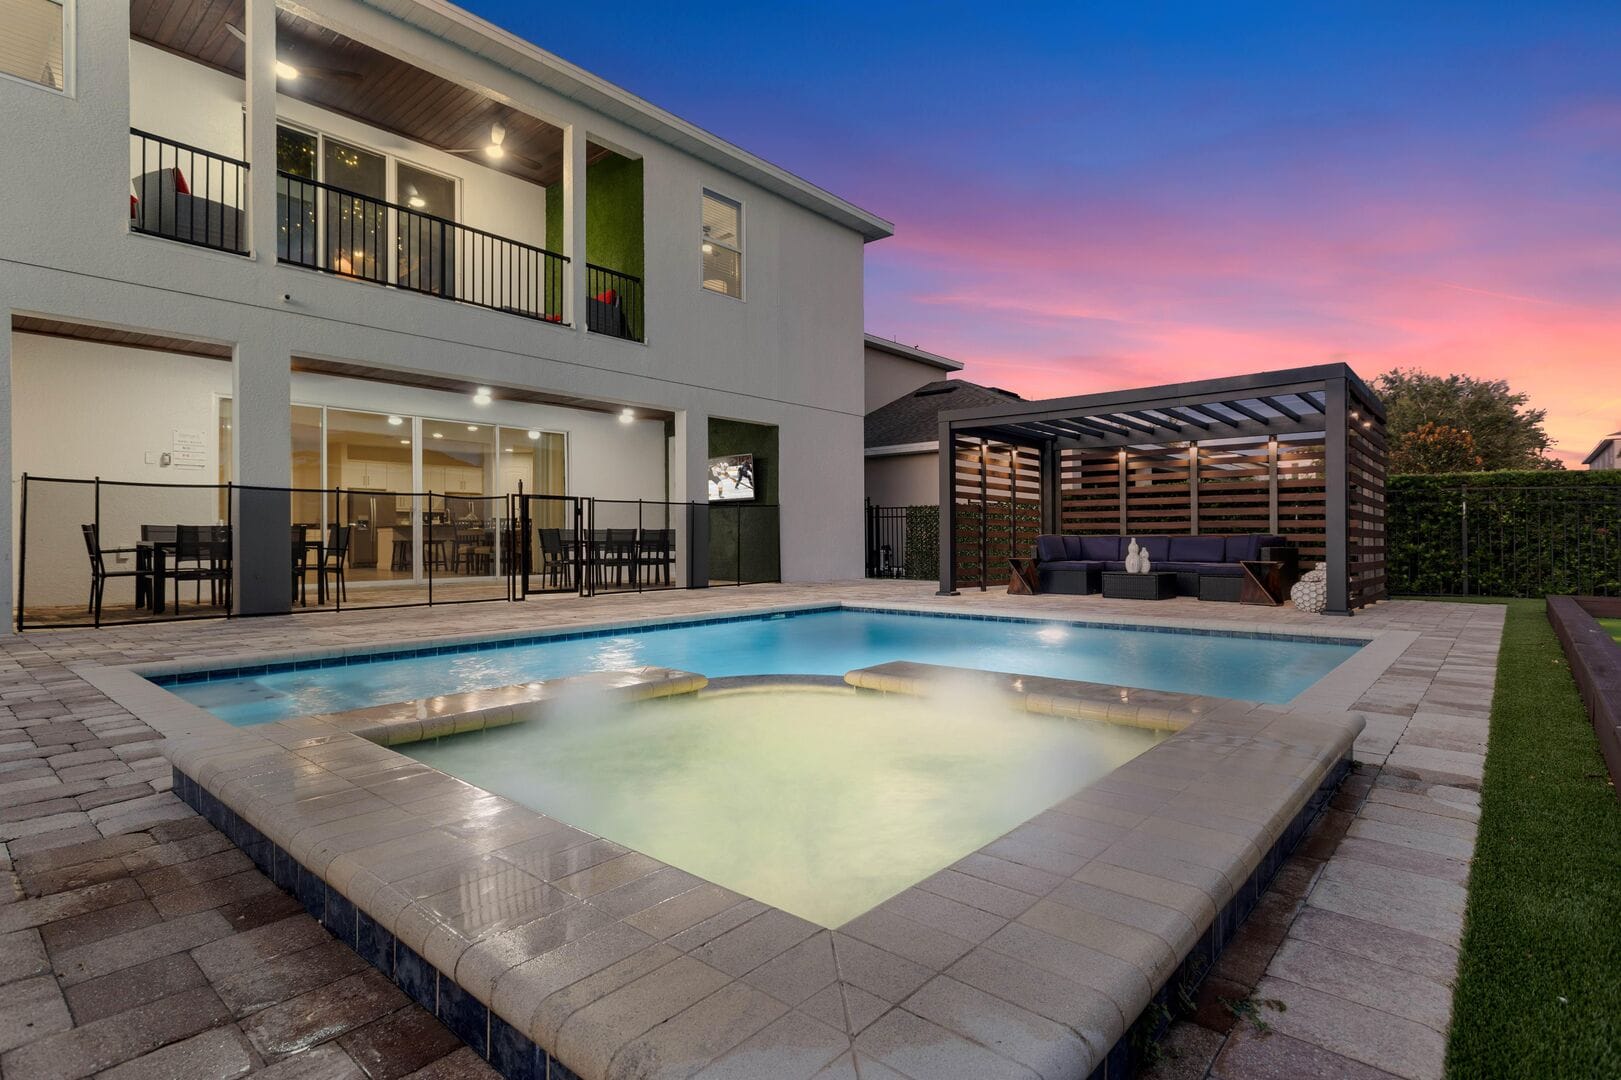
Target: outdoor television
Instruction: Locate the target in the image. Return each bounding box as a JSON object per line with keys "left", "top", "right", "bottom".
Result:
{"left": 708, "top": 453, "right": 756, "bottom": 502}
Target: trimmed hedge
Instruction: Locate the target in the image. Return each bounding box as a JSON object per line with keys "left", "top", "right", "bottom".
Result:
{"left": 1389, "top": 471, "right": 1621, "bottom": 597}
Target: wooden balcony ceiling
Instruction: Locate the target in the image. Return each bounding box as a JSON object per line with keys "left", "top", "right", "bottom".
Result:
{"left": 130, "top": 1, "right": 602, "bottom": 187}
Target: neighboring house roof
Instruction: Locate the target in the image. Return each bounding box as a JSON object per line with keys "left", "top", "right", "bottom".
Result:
{"left": 1583, "top": 432, "right": 1621, "bottom": 466}
{"left": 866, "top": 379, "right": 1022, "bottom": 450}
{"left": 863, "top": 334, "right": 964, "bottom": 373}
{"left": 366, "top": 1, "right": 894, "bottom": 242}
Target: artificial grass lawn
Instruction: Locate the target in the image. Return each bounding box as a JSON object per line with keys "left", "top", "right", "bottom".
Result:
{"left": 1443, "top": 598, "right": 1621, "bottom": 1080}
{"left": 1600, "top": 616, "right": 1621, "bottom": 645}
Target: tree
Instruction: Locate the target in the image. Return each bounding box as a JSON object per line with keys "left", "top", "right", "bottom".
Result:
{"left": 1387, "top": 423, "right": 1484, "bottom": 475}
{"left": 1374, "top": 369, "right": 1563, "bottom": 472}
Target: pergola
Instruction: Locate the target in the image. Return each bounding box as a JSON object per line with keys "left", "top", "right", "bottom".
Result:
{"left": 935, "top": 364, "right": 1387, "bottom": 615}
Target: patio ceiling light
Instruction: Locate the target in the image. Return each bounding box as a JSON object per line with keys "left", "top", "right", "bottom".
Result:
{"left": 274, "top": 60, "right": 299, "bottom": 80}
{"left": 473, "top": 387, "right": 493, "bottom": 406}
{"left": 467, "top": 425, "right": 479, "bottom": 431}
{"left": 619, "top": 408, "right": 635, "bottom": 424}
{"left": 387, "top": 415, "right": 403, "bottom": 426}
{"left": 527, "top": 430, "right": 541, "bottom": 439}
{"left": 432, "top": 432, "right": 443, "bottom": 439}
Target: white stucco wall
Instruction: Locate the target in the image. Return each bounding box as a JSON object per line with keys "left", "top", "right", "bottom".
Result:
{"left": 0, "top": 0, "right": 873, "bottom": 620}
{"left": 865, "top": 346, "right": 951, "bottom": 413}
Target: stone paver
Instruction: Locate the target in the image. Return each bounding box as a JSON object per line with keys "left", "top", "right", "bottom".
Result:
{"left": 0, "top": 583, "right": 1504, "bottom": 1079}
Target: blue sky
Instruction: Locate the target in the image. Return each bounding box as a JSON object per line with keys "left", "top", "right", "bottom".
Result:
{"left": 464, "top": 1, "right": 1621, "bottom": 459}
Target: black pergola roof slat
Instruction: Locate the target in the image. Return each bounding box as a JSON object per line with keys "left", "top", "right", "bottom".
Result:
{"left": 1260, "top": 395, "right": 1303, "bottom": 422}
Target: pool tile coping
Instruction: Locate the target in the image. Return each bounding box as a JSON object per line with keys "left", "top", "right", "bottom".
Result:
{"left": 140, "top": 661, "right": 1362, "bottom": 1080}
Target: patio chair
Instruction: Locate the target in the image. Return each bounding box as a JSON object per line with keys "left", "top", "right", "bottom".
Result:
{"left": 172, "top": 524, "right": 231, "bottom": 612}
{"left": 538, "top": 527, "right": 571, "bottom": 588}
{"left": 291, "top": 526, "right": 310, "bottom": 606}
{"left": 638, "top": 528, "right": 675, "bottom": 585}
{"left": 317, "top": 526, "right": 351, "bottom": 603}
{"left": 604, "top": 528, "right": 639, "bottom": 588}
{"left": 81, "top": 524, "right": 152, "bottom": 621}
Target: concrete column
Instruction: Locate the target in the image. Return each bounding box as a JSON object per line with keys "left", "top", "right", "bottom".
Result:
{"left": 1, "top": 323, "right": 13, "bottom": 632}
{"left": 244, "top": 0, "right": 278, "bottom": 261}
{"left": 671, "top": 407, "right": 708, "bottom": 587}
{"left": 232, "top": 326, "right": 291, "bottom": 615}
{"left": 563, "top": 124, "right": 588, "bottom": 332}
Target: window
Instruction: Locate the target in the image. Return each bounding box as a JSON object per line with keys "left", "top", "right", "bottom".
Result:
{"left": 701, "top": 190, "right": 742, "bottom": 298}
{"left": 0, "top": 0, "right": 68, "bottom": 92}
{"left": 396, "top": 162, "right": 457, "bottom": 294}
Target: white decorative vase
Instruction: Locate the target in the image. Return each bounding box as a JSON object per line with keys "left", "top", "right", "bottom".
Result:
{"left": 1125, "top": 539, "right": 1142, "bottom": 574}
{"left": 1291, "top": 563, "right": 1329, "bottom": 614}
{"left": 1140, "top": 551, "right": 1152, "bottom": 574}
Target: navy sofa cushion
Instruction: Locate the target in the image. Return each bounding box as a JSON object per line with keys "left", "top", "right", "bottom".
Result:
{"left": 1035, "top": 535, "right": 1067, "bottom": 562}
{"left": 1041, "top": 560, "right": 1106, "bottom": 572}
{"left": 1079, "top": 535, "right": 1122, "bottom": 561}
{"left": 1062, "top": 535, "right": 1085, "bottom": 559}
{"left": 1169, "top": 536, "right": 1227, "bottom": 562}
{"left": 1224, "top": 534, "right": 1284, "bottom": 561}
{"left": 1157, "top": 560, "right": 1243, "bottom": 576}
{"left": 1137, "top": 536, "right": 1172, "bottom": 562}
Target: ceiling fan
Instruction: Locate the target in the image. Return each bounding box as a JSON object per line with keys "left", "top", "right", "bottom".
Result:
{"left": 448, "top": 122, "right": 544, "bottom": 172}
{"left": 223, "top": 24, "right": 362, "bottom": 83}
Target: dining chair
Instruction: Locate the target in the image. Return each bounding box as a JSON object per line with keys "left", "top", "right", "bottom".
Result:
{"left": 638, "top": 528, "right": 675, "bottom": 586}
{"left": 81, "top": 525, "right": 152, "bottom": 621}
{"left": 453, "top": 519, "right": 493, "bottom": 575}
{"left": 173, "top": 525, "right": 231, "bottom": 612}
{"left": 605, "top": 528, "right": 639, "bottom": 588}
{"left": 291, "top": 525, "right": 310, "bottom": 606}
{"left": 319, "top": 526, "right": 351, "bottom": 602}
{"left": 538, "top": 527, "right": 570, "bottom": 588}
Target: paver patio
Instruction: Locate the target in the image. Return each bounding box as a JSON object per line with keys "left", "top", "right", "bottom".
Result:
{"left": 0, "top": 582, "right": 1503, "bottom": 1079}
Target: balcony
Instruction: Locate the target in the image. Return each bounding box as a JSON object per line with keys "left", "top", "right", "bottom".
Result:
{"left": 128, "top": 129, "right": 249, "bottom": 256}
{"left": 276, "top": 172, "right": 569, "bottom": 324}
{"left": 126, "top": 3, "right": 646, "bottom": 336}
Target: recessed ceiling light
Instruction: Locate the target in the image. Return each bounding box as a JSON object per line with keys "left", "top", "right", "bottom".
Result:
{"left": 407, "top": 195, "right": 426, "bottom": 209}
{"left": 701, "top": 242, "right": 714, "bottom": 255}
{"left": 431, "top": 432, "right": 443, "bottom": 439}
{"left": 504, "top": 447, "right": 515, "bottom": 453}
{"left": 399, "top": 438, "right": 409, "bottom": 445}
{"left": 527, "top": 430, "right": 541, "bottom": 440}
{"left": 619, "top": 408, "right": 635, "bottom": 424}
{"left": 387, "top": 415, "right": 403, "bottom": 426}
{"left": 473, "top": 387, "right": 493, "bottom": 405}
{"left": 467, "top": 425, "right": 479, "bottom": 432}
{"left": 274, "top": 60, "right": 299, "bottom": 80}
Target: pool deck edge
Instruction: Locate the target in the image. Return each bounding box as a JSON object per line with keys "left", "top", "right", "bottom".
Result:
{"left": 157, "top": 676, "right": 1364, "bottom": 1080}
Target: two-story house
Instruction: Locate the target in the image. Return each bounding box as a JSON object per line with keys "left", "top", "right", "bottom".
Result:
{"left": 1, "top": 0, "right": 891, "bottom": 623}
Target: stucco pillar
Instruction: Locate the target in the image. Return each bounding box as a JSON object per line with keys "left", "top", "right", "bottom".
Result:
{"left": 563, "top": 124, "right": 588, "bottom": 332}
{"left": 1, "top": 323, "right": 13, "bottom": 632}
{"left": 244, "top": 0, "right": 278, "bottom": 261}
{"left": 232, "top": 325, "right": 291, "bottom": 615}
{"left": 671, "top": 407, "right": 709, "bottom": 587}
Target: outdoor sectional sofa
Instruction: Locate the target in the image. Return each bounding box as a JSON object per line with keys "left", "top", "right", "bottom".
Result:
{"left": 1034, "top": 533, "right": 1295, "bottom": 600}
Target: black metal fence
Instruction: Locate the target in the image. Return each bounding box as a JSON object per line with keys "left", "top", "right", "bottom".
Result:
{"left": 16, "top": 475, "right": 782, "bottom": 630}
{"left": 276, "top": 172, "right": 568, "bottom": 322}
{"left": 1389, "top": 485, "right": 1621, "bottom": 597}
{"left": 586, "top": 263, "right": 645, "bottom": 342}
{"left": 129, "top": 129, "right": 249, "bottom": 255}
{"left": 865, "top": 503, "right": 940, "bottom": 581}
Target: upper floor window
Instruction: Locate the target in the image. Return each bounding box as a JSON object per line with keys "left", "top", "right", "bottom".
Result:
{"left": 701, "top": 190, "right": 742, "bottom": 299}
{"left": 0, "top": 0, "right": 69, "bottom": 93}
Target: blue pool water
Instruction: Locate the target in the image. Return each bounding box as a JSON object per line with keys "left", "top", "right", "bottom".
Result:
{"left": 165, "top": 608, "right": 1360, "bottom": 725}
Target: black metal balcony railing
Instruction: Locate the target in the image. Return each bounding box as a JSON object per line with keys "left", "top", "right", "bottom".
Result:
{"left": 129, "top": 129, "right": 249, "bottom": 255}
{"left": 276, "top": 172, "right": 569, "bottom": 324}
{"left": 586, "top": 263, "right": 645, "bottom": 342}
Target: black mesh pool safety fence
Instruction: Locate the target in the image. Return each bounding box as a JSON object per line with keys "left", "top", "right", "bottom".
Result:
{"left": 16, "top": 475, "right": 782, "bottom": 629}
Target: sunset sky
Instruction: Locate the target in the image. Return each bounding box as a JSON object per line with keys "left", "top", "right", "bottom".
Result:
{"left": 467, "top": 1, "right": 1621, "bottom": 465}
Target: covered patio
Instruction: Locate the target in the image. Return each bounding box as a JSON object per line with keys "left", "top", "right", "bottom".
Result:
{"left": 934, "top": 363, "right": 1388, "bottom": 614}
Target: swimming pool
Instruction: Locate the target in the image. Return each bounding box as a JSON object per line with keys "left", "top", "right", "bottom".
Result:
{"left": 161, "top": 606, "right": 1361, "bottom": 724}
{"left": 403, "top": 684, "right": 1164, "bottom": 927}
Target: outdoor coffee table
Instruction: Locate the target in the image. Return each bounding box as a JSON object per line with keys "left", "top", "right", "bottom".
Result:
{"left": 1101, "top": 571, "right": 1176, "bottom": 600}
{"left": 1007, "top": 557, "right": 1040, "bottom": 595}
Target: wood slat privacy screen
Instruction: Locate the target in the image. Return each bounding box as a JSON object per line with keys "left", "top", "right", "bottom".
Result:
{"left": 951, "top": 438, "right": 1042, "bottom": 589}
{"left": 1347, "top": 413, "right": 1389, "bottom": 609}
{"left": 1052, "top": 435, "right": 1328, "bottom": 561}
